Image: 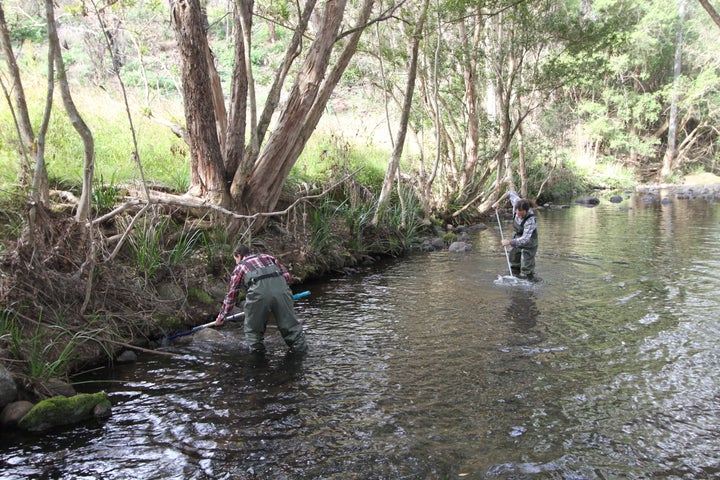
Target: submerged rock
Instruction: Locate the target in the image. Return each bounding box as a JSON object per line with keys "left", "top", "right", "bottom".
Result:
{"left": 575, "top": 196, "right": 600, "bottom": 205}
{"left": 448, "top": 241, "right": 472, "bottom": 253}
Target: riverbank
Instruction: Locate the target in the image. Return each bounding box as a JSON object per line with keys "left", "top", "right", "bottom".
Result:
{"left": 4, "top": 196, "right": 719, "bottom": 477}
{"left": 2, "top": 176, "right": 720, "bottom": 422}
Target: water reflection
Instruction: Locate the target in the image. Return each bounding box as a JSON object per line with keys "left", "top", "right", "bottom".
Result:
{"left": 2, "top": 194, "right": 720, "bottom": 479}
{"left": 505, "top": 286, "right": 539, "bottom": 334}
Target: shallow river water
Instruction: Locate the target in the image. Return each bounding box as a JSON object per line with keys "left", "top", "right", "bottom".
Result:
{"left": 2, "top": 190, "right": 720, "bottom": 479}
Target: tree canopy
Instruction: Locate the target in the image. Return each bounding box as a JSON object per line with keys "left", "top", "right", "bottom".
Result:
{"left": 2, "top": 0, "right": 719, "bottom": 224}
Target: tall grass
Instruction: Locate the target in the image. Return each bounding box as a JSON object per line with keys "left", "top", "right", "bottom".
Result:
{"left": 167, "top": 226, "right": 203, "bottom": 266}
{"left": 308, "top": 199, "right": 343, "bottom": 254}
{"left": 0, "top": 309, "right": 23, "bottom": 359}
{"left": 291, "top": 133, "right": 388, "bottom": 191}
{"left": 118, "top": 214, "right": 204, "bottom": 280}
{"left": 1, "top": 308, "right": 114, "bottom": 382}
{"left": 92, "top": 174, "right": 122, "bottom": 214}
{"left": 0, "top": 78, "right": 189, "bottom": 195}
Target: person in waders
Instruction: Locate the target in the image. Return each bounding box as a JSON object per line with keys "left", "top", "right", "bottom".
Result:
{"left": 215, "top": 244, "right": 308, "bottom": 354}
{"left": 492, "top": 190, "right": 539, "bottom": 280}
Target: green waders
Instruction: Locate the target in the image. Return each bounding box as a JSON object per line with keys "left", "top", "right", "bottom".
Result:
{"left": 243, "top": 265, "right": 307, "bottom": 354}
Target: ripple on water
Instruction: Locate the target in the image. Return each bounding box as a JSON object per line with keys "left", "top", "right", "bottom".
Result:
{"left": 2, "top": 198, "right": 720, "bottom": 479}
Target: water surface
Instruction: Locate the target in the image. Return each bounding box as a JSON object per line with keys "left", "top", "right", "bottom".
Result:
{"left": 2, "top": 192, "right": 719, "bottom": 479}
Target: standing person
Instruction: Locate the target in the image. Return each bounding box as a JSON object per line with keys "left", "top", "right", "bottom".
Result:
{"left": 492, "top": 190, "right": 539, "bottom": 280}
{"left": 215, "top": 244, "right": 308, "bottom": 354}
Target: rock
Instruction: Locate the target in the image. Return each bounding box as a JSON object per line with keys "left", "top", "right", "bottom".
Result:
{"left": 609, "top": 195, "right": 623, "bottom": 203}
{"left": 465, "top": 224, "right": 488, "bottom": 232}
{"left": 1, "top": 400, "right": 34, "bottom": 428}
{"left": 0, "top": 364, "right": 18, "bottom": 409}
{"left": 17, "top": 392, "right": 112, "bottom": 432}
{"left": 448, "top": 241, "right": 472, "bottom": 253}
{"left": 455, "top": 231, "right": 472, "bottom": 242}
{"left": 193, "top": 328, "right": 225, "bottom": 342}
{"left": 116, "top": 350, "right": 138, "bottom": 363}
{"left": 45, "top": 378, "right": 76, "bottom": 397}
{"left": 93, "top": 401, "right": 112, "bottom": 419}
{"left": 575, "top": 196, "right": 600, "bottom": 205}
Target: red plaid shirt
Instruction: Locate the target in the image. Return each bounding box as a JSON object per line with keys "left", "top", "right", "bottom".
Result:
{"left": 217, "top": 254, "right": 291, "bottom": 321}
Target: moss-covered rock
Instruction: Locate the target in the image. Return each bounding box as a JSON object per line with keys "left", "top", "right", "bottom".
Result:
{"left": 17, "top": 392, "right": 111, "bottom": 432}
{"left": 188, "top": 287, "right": 214, "bottom": 304}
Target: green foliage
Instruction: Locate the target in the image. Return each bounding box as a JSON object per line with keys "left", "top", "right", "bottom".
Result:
{"left": 308, "top": 198, "right": 342, "bottom": 254}
{"left": 337, "top": 198, "right": 377, "bottom": 254}
{"left": 3, "top": 309, "right": 114, "bottom": 382}
{"left": 200, "top": 225, "right": 233, "bottom": 273}
{"left": 167, "top": 226, "right": 203, "bottom": 266}
{"left": 120, "top": 215, "right": 203, "bottom": 280}
{"left": 291, "top": 133, "right": 387, "bottom": 192}
{"left": 0, "top": 309, "right": 23, "bottom": 359}
{"left": 188, "top": 288, "right": 213, "bottom": 305}
{"left": 122, "top": 215, "right": 165, "bottom": 280}
{"left": 24, "top": 315, "right": 111, "bottom": 382}
{"left": 5, "top": 13, "right": 46, "bottom": 43}
{"left": 527, "top": 156, "right": 591, "bottom": 202}
{"left": 0, "top": 199, "right": 26, "bottom": 243}
{"left": 27, "top": 328, "right": 80, "bottom": 381}
{"left": 92, "top": 175, "right": 122, "bottom": 214}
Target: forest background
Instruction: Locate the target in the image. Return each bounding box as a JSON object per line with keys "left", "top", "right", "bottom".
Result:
{"left": 1, "top": 0, "right": 720, "bottom": 399}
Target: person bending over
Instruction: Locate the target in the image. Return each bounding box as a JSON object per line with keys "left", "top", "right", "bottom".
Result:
{"left": 216, "top": 244, "right": 308, "bottom": 354}
{"left": 492, "top": 190, "right": 539, "bottom": 280}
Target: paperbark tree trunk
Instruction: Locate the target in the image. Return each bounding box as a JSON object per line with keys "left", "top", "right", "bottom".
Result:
{"left": 372, "top": 0, "right": 429, "bottom": 226}
{"left": 0, "top": 2, "right": 51, "bottom": 205}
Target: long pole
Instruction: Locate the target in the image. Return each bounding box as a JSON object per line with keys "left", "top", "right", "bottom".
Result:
{"left": 496, "top": 209, "right": 514, "bottom": 277}
{"left": 167, "top": 290, "right": 311, "bottom": 340}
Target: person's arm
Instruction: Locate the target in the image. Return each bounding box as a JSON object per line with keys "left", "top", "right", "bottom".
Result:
{"left": 269, "top": 255, "right": 292, "bottom": 283}
{"left": 509, "top": 215, "right": 537, "bottom": 247}
{"left": 492, "top": 190, "right": 520, "bottom": 209}
{"left": 505, "top": 190, "right": 521, "bottom": 209}
{"left": 491, "top": 191, "right": 509, "bottom": 209}
{"left": 216, "top": 266, "right": 244, "bottom": 324}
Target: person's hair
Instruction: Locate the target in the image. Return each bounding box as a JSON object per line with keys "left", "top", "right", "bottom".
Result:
{"left": 233, "top": 244, "right": 251, "bottom": 257}
{"left": 518, "top": 199, "right": 535, "bottom": 211}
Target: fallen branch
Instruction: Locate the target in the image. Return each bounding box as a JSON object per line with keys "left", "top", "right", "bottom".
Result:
{"left": 90, "top": 167, "right": 363, "bottom": 225}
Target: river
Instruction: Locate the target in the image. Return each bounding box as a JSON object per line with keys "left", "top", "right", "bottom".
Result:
{"left": 1, "top": 190, "right": 719, "bottom": 479}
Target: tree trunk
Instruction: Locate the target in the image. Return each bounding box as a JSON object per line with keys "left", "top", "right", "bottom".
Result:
{"left": 458, "top": 11, "right": 483, "bottom": 195}
{"left": 45, "top": 0, "right": 95, "bottom": 223}
{"left": 698, "top": 0, "right": 720, "bottom": 29}
{"left": 241, "top": 0, "right": 366, "bottom": 216}
{"left": 372, "top": 0, "right": 429, "bottom": 226}
{"left": 170, "top": 0, "right": 227, "bottom": 204}
{"left": 660, "top": 0, "right": 686, "bottom": 180}
{"left": 0, "top": 2, "right": 51, "bottom": 205}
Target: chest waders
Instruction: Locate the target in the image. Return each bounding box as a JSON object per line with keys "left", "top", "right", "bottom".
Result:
{"left": 510, "top": 212, "right": 539, "bottom": 277}
{"left": 241, "top": 256, "right": 307, "bottom": 353}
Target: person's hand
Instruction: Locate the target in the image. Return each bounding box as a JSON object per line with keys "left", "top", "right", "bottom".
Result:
{"left": 491, "top": 202, "right": 499, "bottom": 209}
{"left": 215, "top": 315, "right": 224, "bottom": 326}
{"left": 501, "top": 239, "right": 510, "bottom": 246}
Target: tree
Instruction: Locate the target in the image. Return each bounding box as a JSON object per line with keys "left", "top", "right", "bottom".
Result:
{"left": 0, "top": 1, "right": 51, "bottom": 206}
{"left": 697, "top": 0, "right": 720, "bottom": 29}
{"left": 661, "top": 0, "right": 687, "bottom": 179}
{"left": 372, "top": 0, "right": 429, "bottom": 226}
{"left": 170, "top": 0, "right": 393, "bottom": 229}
